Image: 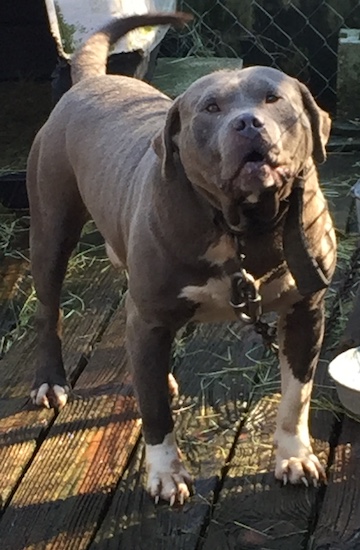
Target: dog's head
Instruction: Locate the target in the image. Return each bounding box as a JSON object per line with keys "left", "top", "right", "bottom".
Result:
{"left": 153, "top": 66, "right": 331, "bottom": 228}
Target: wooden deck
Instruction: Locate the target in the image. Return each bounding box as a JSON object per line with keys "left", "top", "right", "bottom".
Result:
{"left": 0, "top": 153, "right": 360, "bottom": 550}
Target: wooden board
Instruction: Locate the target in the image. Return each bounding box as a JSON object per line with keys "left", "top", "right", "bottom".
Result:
{"left": 0, "top": 215, "right": 30, "bottom": 350}
{"left": 311, "top": 247, "right": 360, "bottom": 550}
{"left": 0, "top": 261, "right": 123, "bottom": 511}
{"left": 310, "top": 418, "right": 360, "bottom": 550}
{"left": 0, "top": 306, "right": 141, "bottom": 549}
{"left": 90, "top": 323, "right": 266, "bottom": 550}
{"left": 203, "top": 393, "right": 329, "bottom": 550}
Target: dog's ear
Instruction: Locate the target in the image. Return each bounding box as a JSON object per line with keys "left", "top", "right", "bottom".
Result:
{"left": 152, "top": 98, "right": 181, "bottom": 179}
{"left": 298, "top": 82, "right": 331, "bottom": 164}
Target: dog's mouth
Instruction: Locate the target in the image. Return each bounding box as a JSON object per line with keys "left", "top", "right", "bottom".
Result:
{"left": 226, "top": 147, "right": 291, "bottom": 195}
{"left": 218, "top": 147, "right": 293, "bottom": 228}
{"left": 243, "top": 150, "right": 267, "bottom": 164}
{"left": 218, "top": 143, "right": 296, "bottom": 230}
{"left": 242, "top": 148, "right": 281, "bottom": 170}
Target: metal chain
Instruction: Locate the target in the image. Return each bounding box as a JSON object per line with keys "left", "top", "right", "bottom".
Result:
{"left": 228, "top": 237, "right": 278, "bottom": 353}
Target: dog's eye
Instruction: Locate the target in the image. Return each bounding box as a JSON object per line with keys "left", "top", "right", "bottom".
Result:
{"left": 265, "top": 93, "right": 280, "bottom": 104}
{"left": 205, "top": 103, "right": 221, "bottom": 113}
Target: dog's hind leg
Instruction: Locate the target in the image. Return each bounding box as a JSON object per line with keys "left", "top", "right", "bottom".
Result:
{"left": 27, "top": 135, "right": 88, "bottom": 409}
{"left": 274, "top": 295, "right": 326, "bottom": 486}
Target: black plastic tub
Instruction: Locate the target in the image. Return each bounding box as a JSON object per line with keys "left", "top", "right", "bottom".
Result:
{"left": 0, "top": 171, "right": 29, "bottom": 209}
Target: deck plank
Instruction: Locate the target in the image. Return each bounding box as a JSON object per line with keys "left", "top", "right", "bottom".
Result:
{"left": 0, "top": 215, "right": 31, "bottom": 351}
{"left": 0, "top": 306, "right": 141, "bottom": 550}
{"left": 0, "top": 261, "right": 123, "bottom": 512}
{"left": 311, "top": 247, "right": 360, "bottom": 550}
{"left": 90, "top": 323, "right": 265, "bottom": 550}
{"left": 203, "top": 394, "right": 328, "bottom": 550}
{"left": 310, "top": 419, "right": 360, "bottom": 550}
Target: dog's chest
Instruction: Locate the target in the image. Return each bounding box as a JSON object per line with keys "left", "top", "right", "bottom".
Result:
{"left": 178, "top": 234, "right": 298, "bottom": 322}
{"left": 179, "top": 235, "right": 237, "bottom": 322}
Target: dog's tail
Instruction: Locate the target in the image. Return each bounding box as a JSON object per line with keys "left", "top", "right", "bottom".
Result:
{"left": 71, "top": 12, "right": 191, "bottom": 85}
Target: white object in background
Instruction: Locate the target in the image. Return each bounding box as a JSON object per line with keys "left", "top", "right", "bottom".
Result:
{"left": 45, "top": 0, "right": 177, "bottom": 58}
{"left": 328, "top": 347, "right": 360, "bottom": 417}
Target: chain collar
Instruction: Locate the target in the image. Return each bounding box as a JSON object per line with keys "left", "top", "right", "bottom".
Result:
{"left": 213, "top": 174, "right": 329, "bottom": 353}
{"left": 228, "top": 234, "right": 279, "bottom": 353}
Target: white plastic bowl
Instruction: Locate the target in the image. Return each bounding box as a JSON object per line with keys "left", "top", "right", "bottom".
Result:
{"left": 328, "top": 347, "right": 360, "bottom": 417}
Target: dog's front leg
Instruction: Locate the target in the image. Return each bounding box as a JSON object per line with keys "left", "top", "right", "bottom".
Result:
{"left": 274, "top": 295, "right": 327, "bottom": 486}
{"left": 126, "top": 293, "right": 192, "bottom": 505}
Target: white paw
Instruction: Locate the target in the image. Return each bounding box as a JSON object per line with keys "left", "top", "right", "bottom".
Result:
{"left": 146, "top": 432, "right": 193, "bottom": 505}
{"left": 30, "top": 383, "right": 69, "bottom": 409}
{"left": 274, "top": 432, "right": 326, "bottom": 486}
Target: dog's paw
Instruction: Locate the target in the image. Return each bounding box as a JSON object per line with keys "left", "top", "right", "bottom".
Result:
{"left": 275, "top": 454, "right": 326, "bottom": 487}
{"left": 146, "top": 432, "right": 193, "bottom": 505}
{"left": 148, "top": 467, "right": 192, "bottom": 506}
{"left": 274, "top": 432, "right": 326, "bottom": 486}
{"left": 30, "top": 383, "right": 70, "bottom": 410}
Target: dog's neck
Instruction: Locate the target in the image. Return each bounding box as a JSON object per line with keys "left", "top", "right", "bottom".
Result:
{"left": 174, "top": 157, "right": 329, "bottom": 295}
{"left": 212, "top": 171, "right": 297, "bottom": 238}
{"left": 212, "top": 168, "right": 330, "bottom": 297}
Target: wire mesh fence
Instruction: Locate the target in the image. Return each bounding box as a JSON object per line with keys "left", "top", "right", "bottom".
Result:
{"left": 160, "top": 0, "right": 360, "bottom": 113}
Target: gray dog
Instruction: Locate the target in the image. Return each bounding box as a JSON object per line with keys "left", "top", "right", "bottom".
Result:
{"left": 27, "top": 13, "right": 336, "bottom": 505}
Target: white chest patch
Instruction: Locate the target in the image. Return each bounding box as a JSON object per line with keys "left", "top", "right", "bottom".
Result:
{"left": 201, "top": 234, "right": 236, "bottom": 265}
{"left": 179, "top": 234, "right": 302, "bottom": 321}
{"left": 179, "top": 276, "right": 236, "bottom": 322}
{"left": 180, "top": 262, "right": 300, "bottom": 322}
{"left": 177, "top": 235, "right": 237, "bottom": 322}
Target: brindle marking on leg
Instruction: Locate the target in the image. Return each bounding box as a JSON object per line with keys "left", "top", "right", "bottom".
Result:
{"left": 282, "top": 297, "right": 324, "bottom": 383}
{"left": 274, "top": 297, "right": 326, "bottom": 485}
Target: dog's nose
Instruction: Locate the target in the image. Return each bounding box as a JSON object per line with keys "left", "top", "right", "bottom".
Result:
{"left": 233, "top": 113, "right": 264, "bottom": 137}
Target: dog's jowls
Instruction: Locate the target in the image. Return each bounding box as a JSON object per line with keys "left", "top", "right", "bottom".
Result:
{"left": 27, "top": 13, "right": 336, "bottom": 505}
